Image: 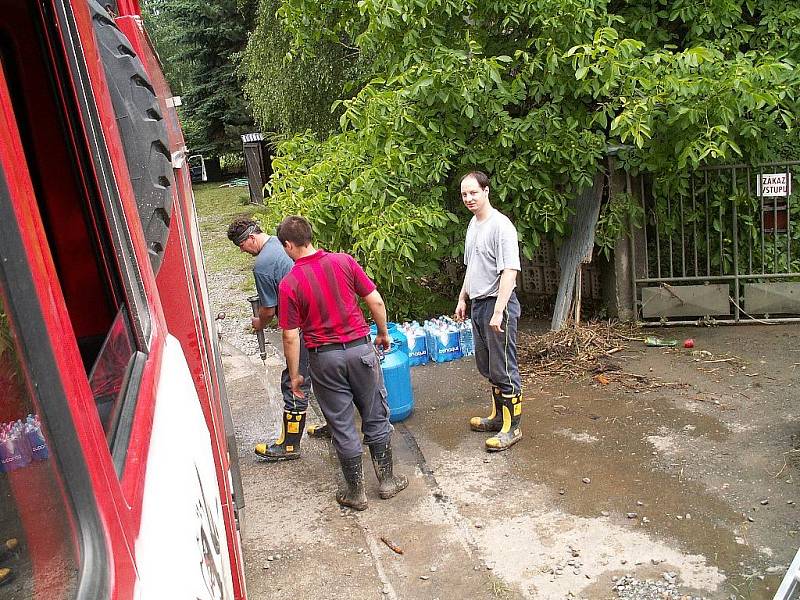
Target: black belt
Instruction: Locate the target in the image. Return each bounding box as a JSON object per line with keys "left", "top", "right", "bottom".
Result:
{"left": 309, "top": 336, "right": 371, "bottom": 353}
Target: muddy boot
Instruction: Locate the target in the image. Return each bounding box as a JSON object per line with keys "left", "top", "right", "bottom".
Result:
{"left": 254, "top": 410, "right": 305, "bottom": 461}
{"left": 0, "top": 538, "right": 18, "bottom": 563}
{"left": 336, "top": 454, "right": 368, "bottom": 511}
{"left": 485, "top": 393, "right": 522, "bottom": 452}
{"left": 307, "top": 422, "right": 331, "bottom": 438}
{"left": 369, "top": 440, "right": 408, "bottom": 499}
{"left": 469, "top": 387, "right": 503, "bottom": 432}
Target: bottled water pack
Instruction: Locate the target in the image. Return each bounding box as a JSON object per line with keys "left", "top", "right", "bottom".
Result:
{"left": 398, "top": 321, "right": 428, "bottom": 366}
{"left": 395, "top": 316, "right": 475, "bottom": 366}
{"left": 0, "top": 414, "right": 48, "bottom": 473}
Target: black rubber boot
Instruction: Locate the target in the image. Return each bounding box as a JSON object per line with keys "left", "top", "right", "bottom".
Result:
{"left": 469, "top": 387, "right": 503, "bottom": 432}
{"left": 369, "top": 440, "right": 409, "bottom": 499}
{"left": 485, "top": 393, "right": 522, "bottom": 452}
{"left": 0, "top": 567, "right": 14, "bottom": 587}
{"left": 307, "top": 423, "right": 331, "bottom": 438}
{"left": 336, "top": 454, "right": 368, "bottom": 511}
{"left": 254, "top": 410, "right": 306, "bottom": 461}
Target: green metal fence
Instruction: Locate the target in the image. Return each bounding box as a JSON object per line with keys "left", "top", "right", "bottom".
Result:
{"left": 631, "top": 161, "right": 800, "bottom": 325}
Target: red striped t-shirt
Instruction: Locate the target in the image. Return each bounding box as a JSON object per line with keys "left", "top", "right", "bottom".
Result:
{"left": 278, "top": 250, "right": 377, "bottom": 348}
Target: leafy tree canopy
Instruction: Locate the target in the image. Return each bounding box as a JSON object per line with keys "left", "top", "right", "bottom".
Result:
{"left": 142, "top": 0, "right": 256, "bottom": 157}
{"left": 258, "top": 0, "right": 800, "bottom": 315}
{"left": 243, "top": 0, "right": 365, "bottom": 136}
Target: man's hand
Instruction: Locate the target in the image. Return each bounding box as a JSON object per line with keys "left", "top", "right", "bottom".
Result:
{"left": 254, "top": 305, "right": 276, "bottom": 331}
{"left": 455, "top": 298, "right": 467, "bottom": 320}
{"left": 290, "top": 374, "right": 305, "bottom": 398}
{"left": 490, "top": 310, "right": 505, "bottom": 333}
{"left": 374, "top": 332, "right": 391, "bottom": 351}
{"left": 488, "top": 269, "right": 517, "bottom": 334}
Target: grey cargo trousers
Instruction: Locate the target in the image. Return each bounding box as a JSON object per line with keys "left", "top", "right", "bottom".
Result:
{"left": 307, "top": 339, "right": 392, "bottom": 458}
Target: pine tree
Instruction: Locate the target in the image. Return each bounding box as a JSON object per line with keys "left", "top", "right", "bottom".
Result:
{"left": 143, "top": 0, "right": 256, "bottom": 169}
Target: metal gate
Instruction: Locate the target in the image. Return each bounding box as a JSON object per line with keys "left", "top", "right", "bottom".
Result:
{"left": 631, "top": 161, "right": 800, "bottom": 324}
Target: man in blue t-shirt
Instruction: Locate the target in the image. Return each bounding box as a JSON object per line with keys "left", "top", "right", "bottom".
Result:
{"left": 227, "top": 218, "right": 328, "bottom": 461}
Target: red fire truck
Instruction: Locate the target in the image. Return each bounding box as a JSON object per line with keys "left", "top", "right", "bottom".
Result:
{"left": 0, "top": 0, "right": 246, "bottom": 597}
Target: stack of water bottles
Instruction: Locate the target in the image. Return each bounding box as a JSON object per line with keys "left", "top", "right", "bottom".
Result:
{"left": 396, "top": 316, "right": 474, "bottom": 367}
{"left": 0, "top": 414, "right": 49, "bottom": 473}
{"left": 398, "top": 321, "right": 429, "bottom": 366}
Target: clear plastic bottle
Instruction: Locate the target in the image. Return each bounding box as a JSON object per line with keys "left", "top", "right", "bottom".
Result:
{"left": 26, "top": 414, "right": 49, "bottom": 461}
{"left": 460, "top": 319, "right": 474, "bottom": 356}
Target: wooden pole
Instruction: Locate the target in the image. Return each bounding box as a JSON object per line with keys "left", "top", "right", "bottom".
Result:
{"left": 574, "top": 267, "right": 582, "bottom": 326}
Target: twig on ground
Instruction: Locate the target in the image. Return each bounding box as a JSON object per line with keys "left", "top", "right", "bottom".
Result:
{"left": 380, "top": 537, "right": 403, "bottom": 555}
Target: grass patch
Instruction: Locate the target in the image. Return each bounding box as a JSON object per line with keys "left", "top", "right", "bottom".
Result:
{"left": 488, "top": 577, "right": 511, "bottom": 599}
{"left": 193, "top": 183, "right": 256, "bottom": 276}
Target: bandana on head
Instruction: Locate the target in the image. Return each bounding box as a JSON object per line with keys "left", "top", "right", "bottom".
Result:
{"left": 234, "top": 224, "right": 256, "bottom": 246}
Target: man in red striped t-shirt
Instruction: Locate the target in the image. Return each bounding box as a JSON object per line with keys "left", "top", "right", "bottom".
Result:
{"left": 277, "top": 216, "right": 407, "bottom": 511}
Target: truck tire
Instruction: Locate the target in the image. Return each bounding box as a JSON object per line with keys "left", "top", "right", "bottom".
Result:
{"left": 89, "top": 0, "right": 174, "bottom": 275}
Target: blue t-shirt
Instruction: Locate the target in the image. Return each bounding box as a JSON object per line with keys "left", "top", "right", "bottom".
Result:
{"left": 254, "top": 235, "right": 293, "bottom": 310}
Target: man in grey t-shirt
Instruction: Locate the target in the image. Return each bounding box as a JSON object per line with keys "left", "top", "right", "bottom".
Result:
{"left": 227, "top": 219, "right": 328, "bottom": 461}
{"left": 455, "top": 172, "right": 523, "bottom": 451}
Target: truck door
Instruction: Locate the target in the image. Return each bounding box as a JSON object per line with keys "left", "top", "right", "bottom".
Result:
{"left": 0, "top": 61, "right": 113, "bottom": 598}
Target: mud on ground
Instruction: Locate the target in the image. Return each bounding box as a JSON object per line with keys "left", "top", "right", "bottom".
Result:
{"left": 222, "top": 323, "right": 800, "bottom": 600}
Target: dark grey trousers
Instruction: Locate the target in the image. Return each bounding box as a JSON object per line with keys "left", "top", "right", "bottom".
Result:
{"left": 307, "top": 342, "right": 391, "bottom": 458}
{"left": 281, "top": 336, "right": 312, "bottom": 411}
{"left": 471, "top": 292, "right": 522, "bottom": 396}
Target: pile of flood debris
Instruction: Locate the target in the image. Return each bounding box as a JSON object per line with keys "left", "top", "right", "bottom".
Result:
{"left": 518, "top": 320, "right": 638, "bottom": 378}
{"left": 517, "top": 320, "right": 681, "bottom": 390}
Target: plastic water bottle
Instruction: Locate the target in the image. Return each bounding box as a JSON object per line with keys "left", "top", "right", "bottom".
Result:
{"left": 448, "top": 322, "right": 462, "bottom": 359}
{"left": 0, "top": 425, "right": 22, "bottom": 472}
{"left": 459, "top": 319, "right": 474, "bottom": 356}
{"left": 404, "top": 321, "right": 429, "bottom": 366}
{"left": 14, "top": 420, "right": 32, "bottom": 466}
{"left": 26, "top": 414, "right": 49, "bottom": 461}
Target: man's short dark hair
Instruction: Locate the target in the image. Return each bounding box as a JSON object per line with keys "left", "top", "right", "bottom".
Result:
{"left": 460, "top": 171, "right": 490, "bottom": 190}
{"left": 227, "top": 218, "right": 262, "bottom": 245}
{"left": 276, "top": 216, "right": 313, "bottom": 246}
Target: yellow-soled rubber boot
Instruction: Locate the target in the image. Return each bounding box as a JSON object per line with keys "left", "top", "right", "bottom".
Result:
{"left": 469, "top": 387, "right": 504, "bottom": 432}
{"left": 485, "top": 393, "right": 522, "bottom": 452}
{"left": 255, "top": 410, "right": 306, "bottom": 461}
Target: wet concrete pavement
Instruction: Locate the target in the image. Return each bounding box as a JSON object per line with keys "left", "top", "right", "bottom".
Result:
{"left": 223, "top": 324, "right": 800, "bottom": 599}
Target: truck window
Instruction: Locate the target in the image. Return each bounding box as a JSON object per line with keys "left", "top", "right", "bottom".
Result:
{"left": 88, "top": 308, "right": 139, "bottom": 442}
{"left": 0, "top": 294, "right": 80, "bottom": 597}
{"left": 0, "top": 7, "right": 151, "bottom": 472}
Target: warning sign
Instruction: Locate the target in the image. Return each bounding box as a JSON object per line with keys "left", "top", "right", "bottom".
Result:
{"left": 757, "top": 172, "right": 791, "bottom": 197}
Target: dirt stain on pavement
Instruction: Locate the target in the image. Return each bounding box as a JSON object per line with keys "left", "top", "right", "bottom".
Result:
{"left": 405, "top": 331, "right": 792, "bottom": 599}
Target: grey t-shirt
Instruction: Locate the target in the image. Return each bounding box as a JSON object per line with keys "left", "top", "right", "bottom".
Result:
{"left": 464, "top": 209, "right": 520, "bottom": 299}
{"left": 254, "top": 235, "right": 293, "bottom": 310}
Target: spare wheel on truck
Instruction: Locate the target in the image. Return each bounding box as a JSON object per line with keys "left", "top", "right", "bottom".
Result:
{"left": 90, "top": 0, "right": 174, "bottom": 274}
